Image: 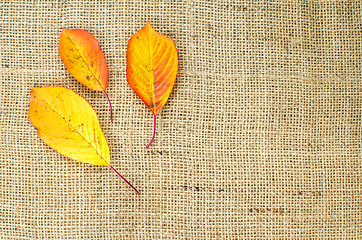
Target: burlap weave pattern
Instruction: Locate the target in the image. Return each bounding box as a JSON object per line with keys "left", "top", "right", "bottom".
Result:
{"left": 1, "top": 0, "right": 361, "bottom": 239}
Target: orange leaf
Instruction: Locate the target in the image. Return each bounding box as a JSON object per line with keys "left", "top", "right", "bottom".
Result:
{"left": 59, "top": 29, "right": 113, "bottom": 121}
{"left": 29, "top": 87, "right": 139, "bottom": 195}
{"left": 126, "top": 21, "right": 178, "bottom": 147}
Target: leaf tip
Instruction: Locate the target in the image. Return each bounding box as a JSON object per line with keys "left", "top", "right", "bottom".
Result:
{"left": 145, "top": 20, "right": 152, "bottom": 29}
{"left": 30, "top": 87, "right": 39, "bottom": 94}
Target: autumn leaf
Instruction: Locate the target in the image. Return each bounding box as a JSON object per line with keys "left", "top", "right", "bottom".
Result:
{"left": 127, "top": 21, "right": 178, "bottom": 148}
{"left": 28, "top": 86, "right": 139, "bottom": 195}
{"left": 59, "top": 29, "right": 113, "bottom": 121}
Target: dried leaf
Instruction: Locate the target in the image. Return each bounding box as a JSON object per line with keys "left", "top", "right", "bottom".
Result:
{"left": 127, "top": 21, "right": 178, "bottom": 147}
{"left": 29, "top": 87, "right": 138, "bottom": 195}
{"left": 59, "top": 29, "right": 113, "bottom": 121}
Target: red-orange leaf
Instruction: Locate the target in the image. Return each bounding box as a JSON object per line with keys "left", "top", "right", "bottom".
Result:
{"left": 59, "top": 28, "right": 113, "bottom": 120}
{"left": 126, "top": 21, "right": 178, "bottom": 147}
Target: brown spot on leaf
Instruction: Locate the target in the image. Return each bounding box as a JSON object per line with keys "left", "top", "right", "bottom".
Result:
{"left": 86, "top": 76, "right": 90, "bottom": 80}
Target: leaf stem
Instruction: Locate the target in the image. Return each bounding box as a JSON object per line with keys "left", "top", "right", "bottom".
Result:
{"left": 103, "top": 90, "right": 113, "bottom": 122}
{"left": 110, "top": 166, "right": 139, "bottom": 195}
{"left": 146, "top": 114, "right": 156, "bottom": 148}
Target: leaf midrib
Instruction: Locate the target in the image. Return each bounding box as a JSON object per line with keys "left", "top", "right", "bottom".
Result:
{"left": 147, "top": 26, "right": 156, "bottom": 113}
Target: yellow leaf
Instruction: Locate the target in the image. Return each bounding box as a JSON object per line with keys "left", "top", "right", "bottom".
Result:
{"left": 126, "top": 21, "right": 178, "bottom": 147}
{"left": 29, "top": 86, "right": 109, "bottom": 165}
{"left": 28, "top": 87, "right": 139, "bottom": 194}
{"left": 127, "top": 21, "right": 178, "bottom": 116}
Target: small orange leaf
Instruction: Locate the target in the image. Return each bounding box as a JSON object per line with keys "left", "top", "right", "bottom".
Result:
{"left": 126, "top": 21, "right": 178, "bottom": 147}
{"left": 29, "top": 87, "right": 138, "bottom": 195}
{"left": 59, "top": 29, "right": 113, "bottom": 121}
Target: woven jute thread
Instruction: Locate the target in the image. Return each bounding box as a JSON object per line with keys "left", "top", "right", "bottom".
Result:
{"left": 1, "top": 1, "right": 361, "bottom": 239}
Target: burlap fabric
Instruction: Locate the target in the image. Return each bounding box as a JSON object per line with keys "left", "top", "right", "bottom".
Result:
{"left": 1, "top": 1, "right": 361, "bottom": 239}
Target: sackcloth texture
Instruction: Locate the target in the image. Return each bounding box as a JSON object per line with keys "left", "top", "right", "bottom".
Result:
{"left": 1, "top": 0, "right": 361, "bottom": 239}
